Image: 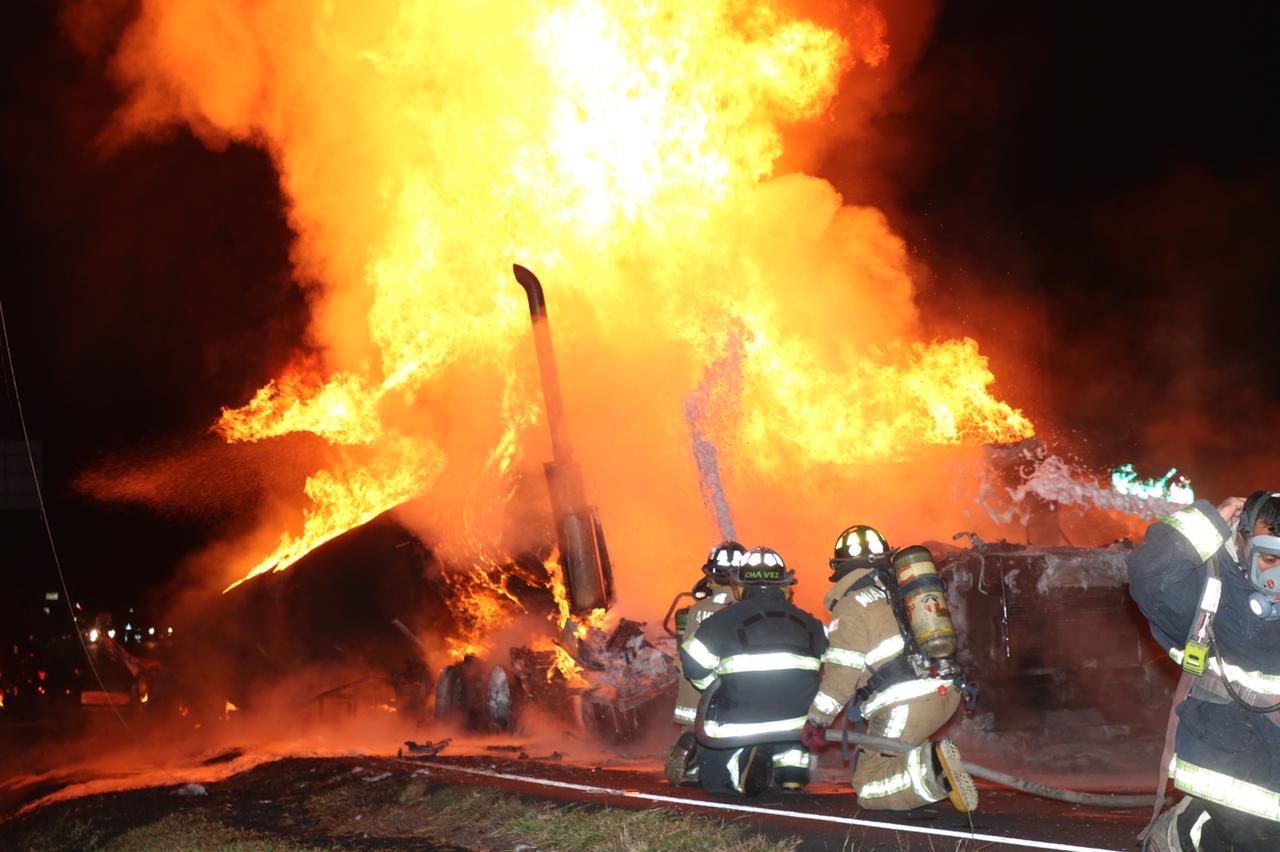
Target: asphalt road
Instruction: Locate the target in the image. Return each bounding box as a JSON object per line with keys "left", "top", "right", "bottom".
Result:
{"left": 401, "top": 752, "right": 1149, "bottom": 851}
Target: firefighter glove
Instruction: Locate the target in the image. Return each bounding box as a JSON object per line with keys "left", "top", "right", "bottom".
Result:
{"left": 801, "top": 720, "right": 828, "bottom": 751}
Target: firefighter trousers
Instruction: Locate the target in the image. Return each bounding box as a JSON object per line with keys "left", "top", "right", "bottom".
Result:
{"left": 696, "top": 742, "right": 812, "bottom": 796}
{"left": 672, "top": 674, "right": 699, "bottom": 726}
{"left": 852, "top": 688, "right": 960, "bottom": 810}
{"left": 1174, "top": 797, "right": 1280, "bottom": 851}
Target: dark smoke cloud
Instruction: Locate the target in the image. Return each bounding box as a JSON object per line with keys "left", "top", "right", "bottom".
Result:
{"left": 819, "top": 1, "right": 1280, "bottom": 500}
{"left": 1, "top": 0, "right": 313, "bottom": 612}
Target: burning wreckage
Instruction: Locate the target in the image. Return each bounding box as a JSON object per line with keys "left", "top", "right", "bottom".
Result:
{"left": 179, "top": 265, "right": 680, "bottom": 743}
{"left": 169, "top": 268, "right": 1175, "bottom": 773}
{"left": 432, "top": 265, "right": 681, "bottom": 742}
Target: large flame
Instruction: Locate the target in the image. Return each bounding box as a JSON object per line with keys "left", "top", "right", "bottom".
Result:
{"left": 101, "top": 0, "right": 1034, "bottom": 607}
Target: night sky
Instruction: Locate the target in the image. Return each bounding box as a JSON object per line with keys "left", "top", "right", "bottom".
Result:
{"left": 2, "top": 1, "right": 1278, "bottom": 625}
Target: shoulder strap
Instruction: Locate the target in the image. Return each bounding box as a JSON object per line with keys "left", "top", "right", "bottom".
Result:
{"left": 828, "top": 571, "right": 881, "bottom": 611}
{"left": 1139, "top": 555, "right": 1222, "bottom": 841}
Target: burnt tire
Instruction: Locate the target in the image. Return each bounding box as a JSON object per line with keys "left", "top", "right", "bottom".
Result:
{"left": 485, "top": 665, "right": 520, "bottom": 733}
{"left": 434, "top": 664, "right": 465, "bottom": 721}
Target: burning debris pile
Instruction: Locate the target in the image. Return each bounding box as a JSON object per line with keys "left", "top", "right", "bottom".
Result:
{"left": 439, "top": 616, "right": 678, "bottom": 743}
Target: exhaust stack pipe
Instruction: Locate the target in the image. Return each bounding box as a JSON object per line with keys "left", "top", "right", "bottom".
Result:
{"left": 512, "top": 264, "right": 616, "bottom": 614}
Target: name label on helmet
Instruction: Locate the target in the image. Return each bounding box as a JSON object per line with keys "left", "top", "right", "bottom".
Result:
{"left": 742, "top": 567, "right": 784, "bottom": 583}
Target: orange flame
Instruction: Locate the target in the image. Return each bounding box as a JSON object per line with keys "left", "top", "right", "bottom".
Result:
{"left": 531, "top": 636, "right": 589, "bottom": 688}
{"left": 102, "top": 1, "right": 1034, "bottom": 601}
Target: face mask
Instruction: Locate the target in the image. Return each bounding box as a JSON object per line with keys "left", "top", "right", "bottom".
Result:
{"left": 1246, "top": 534, "right": 1280, "bottom": 619}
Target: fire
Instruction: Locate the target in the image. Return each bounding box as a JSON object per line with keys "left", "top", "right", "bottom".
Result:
{"left": 545, "top": 555, "right": 610, "bottom": 639}
{"left": 224, "top": 700, "right": 239, "bottom": 716}
{"left": 100, "top": 0, "right": 1035, "bottom": 599}
{"left": 439, "top": 553, "right": 541, "bottom": 661}
{"left": 531, "top": 636, "right": 589, "bottom": 688}
{"left": 224, "top": 435, "right": 444, "bottom": 591}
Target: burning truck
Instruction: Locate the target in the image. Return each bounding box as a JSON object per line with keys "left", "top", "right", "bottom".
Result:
{"left": 431, "top": 265, "right": 679, "bottom": 742}
{"left": 177, "top": 265, "right": 681, "bottom": 743}
{"left": 171, "top": 266, "right": 1176, "bottom": 782}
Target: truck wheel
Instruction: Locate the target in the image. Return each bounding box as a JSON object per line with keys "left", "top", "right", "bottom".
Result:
{"left": 485, "top": 665, "right": 520, "bottom": 733}
{"left": 434, "top": 664, "right": 465, "bottom": 720}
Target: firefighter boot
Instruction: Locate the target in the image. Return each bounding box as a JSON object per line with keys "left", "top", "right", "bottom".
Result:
{"left": 1141, "top": 798, "right": 1192, "bottom": 852}
{"left": 933, "top": 739, "right": 979, "bottom": 813}
{"left": 739, "top": 746, "right": 773, "bottom": 797}
{"left": 664, "top": 731, "right": 699, "bottom": 787}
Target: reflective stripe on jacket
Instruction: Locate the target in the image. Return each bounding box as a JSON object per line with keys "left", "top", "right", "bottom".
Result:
{"left": 807, "top": 568, "right": 934, "bottom": 726}
{"left": 679, "top": 587, "right": 826, "bottom": 744}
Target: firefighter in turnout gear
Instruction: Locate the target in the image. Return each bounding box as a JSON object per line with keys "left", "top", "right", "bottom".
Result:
{"left": 679, "top": 546, "right": 827, "bottom": 796}
{"left": 1129, "top": 492, "right": 1280, "bottom": 852}
{"left": 665, "top": 540, "right": 746, "bottom": 786}
{"left": 801, "top": 525, "right": 978, "bottom": 812}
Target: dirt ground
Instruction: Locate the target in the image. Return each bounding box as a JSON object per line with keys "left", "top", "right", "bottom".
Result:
{"left": 0, "top": 754, "right": 802, "bottom": 851}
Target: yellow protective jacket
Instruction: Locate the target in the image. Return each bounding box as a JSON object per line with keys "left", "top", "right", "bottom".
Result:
{"left": 807, "top": 567, "right": 953, "bottom": 726}
{"left": 673, "top": 583, "right": 732, "bottom": 725}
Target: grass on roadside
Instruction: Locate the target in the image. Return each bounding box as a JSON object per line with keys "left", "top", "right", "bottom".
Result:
{"left": 390, "top": 782, "right": 799, "bottom": 851}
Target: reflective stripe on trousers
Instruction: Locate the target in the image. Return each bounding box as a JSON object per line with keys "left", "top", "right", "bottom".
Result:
{"left": 772, "top": 747, "right": 811, "bottom": 769}
{"left": 1189, "top": 809, "right": 1211, "bottom": 851}
{"left": 857, "top": 744, "right": 940, "bottom": 804}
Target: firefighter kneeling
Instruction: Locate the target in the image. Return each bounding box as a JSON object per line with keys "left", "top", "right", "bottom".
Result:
{"left": 801, "top": 525, "right": 978, "bottom": 813}
{"left": 665, "top": 539, "right": 745, "bottom": 786}
{"left": 679, "top": 546, "right": 827, "bottom": 796}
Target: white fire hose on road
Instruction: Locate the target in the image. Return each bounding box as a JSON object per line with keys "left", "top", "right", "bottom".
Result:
{"left": 819, "top": 727, "right": 1159, "bottom": 808}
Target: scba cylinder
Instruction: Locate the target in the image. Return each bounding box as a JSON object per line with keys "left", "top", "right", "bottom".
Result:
{"left": 891, "top": 546, "right": 957, "bottom": 660}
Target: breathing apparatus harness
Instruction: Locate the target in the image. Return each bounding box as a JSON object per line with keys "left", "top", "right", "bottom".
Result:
{"left": 827, "top": 529, "right": 977, "bottom": 744}
{"left": 838, "top": 561, "right": 974, "bottom": 701}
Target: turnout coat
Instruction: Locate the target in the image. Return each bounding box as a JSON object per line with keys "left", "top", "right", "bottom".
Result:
{"left": 1129, "top": 499, "right": 1280, "bottom": 823}
{"left": 679, "top": 587, "right": 827, "bottom": 743}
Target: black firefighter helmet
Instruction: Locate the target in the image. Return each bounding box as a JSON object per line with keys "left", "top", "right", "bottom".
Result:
{"left": 703, "top": 539, "right": 748, "bottom": 584}
{"left": 829, "top": 525, "right": 892, "bottom": 580}
{"left": 730, "top": 546, "right": 796, "bottom": 598}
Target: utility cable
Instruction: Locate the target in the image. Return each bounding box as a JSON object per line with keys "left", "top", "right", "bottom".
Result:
{"left": 0, "top": 294, "right": 182, "bottom": 781}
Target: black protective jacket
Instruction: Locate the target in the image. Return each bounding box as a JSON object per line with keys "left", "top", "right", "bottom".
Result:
{"left": 1129, "top": 499, "right": 1280, "bottom": 821}
{"left": 679, "top": 587, "right": 827, "bottom": 744}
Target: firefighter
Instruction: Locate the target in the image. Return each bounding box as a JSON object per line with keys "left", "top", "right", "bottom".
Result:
{"left": 1129, "top": 491, "right": 1280, "bottom": 852}
{"left": 679, "top": 546, "right": 827, "bottom": 796}
{"left": 665, "top": 540, "right": 746, "bottom": 786}
{"left": 800, "top": 525, "right": 978, "bottom": 812}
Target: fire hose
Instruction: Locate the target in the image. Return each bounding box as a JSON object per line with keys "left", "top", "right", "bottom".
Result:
{"left": 693, "top": 682, "right": 1159, "bottom": 809}
{"left": 817, "top": 728, "right": 1159, "bottom": 808}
